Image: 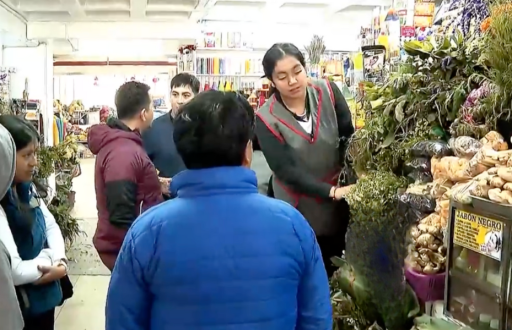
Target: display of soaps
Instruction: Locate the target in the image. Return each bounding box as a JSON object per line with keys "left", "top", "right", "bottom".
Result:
{"left": 196, "top": 57, "right": 263, "bottom": 76}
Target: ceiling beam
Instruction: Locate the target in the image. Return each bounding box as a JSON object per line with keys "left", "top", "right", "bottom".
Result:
{"left": 60, "top": 0, "right": 86, "bottom": 18}
{"left": 130, "top": 0, "right": 147, "bottom": 19}
{"left": 324, "top": 0, "right": 356, "bottom": 17}
{"left": 324, "top": 0, "right": 383, "bottom": 18}
{"left": 264, "top": 0, "right": 284, "bottom": 9}
{"left": 189, "top": 0, "right": 217, "bottom": 23}
{"left": 259, "top": 0, "right": 284, "bottom": 22}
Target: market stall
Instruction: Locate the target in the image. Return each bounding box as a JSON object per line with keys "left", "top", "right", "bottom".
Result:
{"left": 330, "top": 0, "right": 512, "bottom": 329}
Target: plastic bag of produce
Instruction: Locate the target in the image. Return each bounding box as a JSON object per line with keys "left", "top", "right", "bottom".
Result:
{"left": 447, "top": 157, "right": 473, "bottom": 182}
{"left": 449, "top": 181, "right": 475, "bottom": 204}
{"left": 399, "top": 192, "right": 436, "bottom": 213}
{"left": 472, "top": 147, "right": 512, "bottom": 167}
{"left": 449, "top": 136, "right": 482, "bottom": 158}
{"left": 481, "top": 131, "right": 508, "bottom": 151}
{"left": 410, "top": 140, "right": 452, "bottom": 158}
{"left": 406, "top": 208, "right": 430, "bottom": 225}
{"left": 404, "top": 157, "right": 431, "bottom": 174}
{"left": 407, "top": 170, "right": 433, "bottom": 183}
{"left": 432, "top": 156, "right": 471, "bottom": 182}
{"left": 431, "top": 179, "right": 454, "bottom": 199}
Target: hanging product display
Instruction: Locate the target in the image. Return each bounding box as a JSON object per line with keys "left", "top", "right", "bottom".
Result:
{"left": 361, "top": 45, "right": 386, "bottom": 83}
{"left": 414, "top": 0, "right": 436, "bottom": 28}
{"left": 196, "top": 56, "right": 263, "bottom": 76}
{"left": 0, "top": 67, "right": 15, "bottom": 115}
{"left": 200, "top": 31, "right": 254, "bottom": 49}
{"left": 178, "top": 45, "right": 196, "bottom": 73}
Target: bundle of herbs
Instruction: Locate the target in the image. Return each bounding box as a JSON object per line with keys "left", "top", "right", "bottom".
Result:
{"left": 331, "top": 172, "right": 419, "bottom": 329}
{"left": 348, "top": 31, "right": 487, "bottom": 175}
{"left": 35, "top": 136, "right": 82, "bottom": 246}
{"left": 479, "top": 1, "right": 512, "bottom": 125}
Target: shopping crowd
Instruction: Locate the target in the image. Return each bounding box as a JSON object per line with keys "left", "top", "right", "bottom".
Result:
{"left": 0, "top": 43, "right": 355, "bottom": 330}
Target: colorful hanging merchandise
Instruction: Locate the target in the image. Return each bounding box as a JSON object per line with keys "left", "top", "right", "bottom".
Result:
{"left": 0, "top": 68, "right": 15, "bottom": 115}
{"left": 443, "top": 0, "right": 489, "bottom": 35}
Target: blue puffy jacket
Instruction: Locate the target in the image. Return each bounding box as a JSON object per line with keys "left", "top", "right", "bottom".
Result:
{"left": 106, "top": 166, "right": 332, "bottom": 330}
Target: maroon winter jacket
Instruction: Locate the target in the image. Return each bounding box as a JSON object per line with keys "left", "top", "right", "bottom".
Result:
{"left": 88, "top": 119, "right": 163, "bottom": 269}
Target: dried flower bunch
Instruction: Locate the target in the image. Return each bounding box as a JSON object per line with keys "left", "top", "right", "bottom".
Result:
{"left": 304, "top": 35, "right": 326, "bottom": 65}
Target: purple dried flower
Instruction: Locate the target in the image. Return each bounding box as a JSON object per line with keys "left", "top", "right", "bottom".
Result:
{"left": 445, "top": 0, "right": 490, "bottom": 36}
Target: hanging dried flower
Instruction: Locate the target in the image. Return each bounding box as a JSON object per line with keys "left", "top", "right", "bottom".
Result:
{"left": 446, "top": 0, "right": 489, "bottom": 35}
{"left": 492, "top": 3, "right": 512, "bottom": 16}
{"left": 304, "top": 35, "right": 326, "bottom": 65}
{"left": 480, "top": 17, "right": 491, "bottom": 32}
{"left": 178, "top": 44, "right": 197, "bottom": 55}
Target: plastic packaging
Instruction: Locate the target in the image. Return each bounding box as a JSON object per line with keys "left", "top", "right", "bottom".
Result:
{"left": 450, "top": 181, "right": 476, "bottom": 204}
{"left": 411, "top": 140, "right": 452, "bottom": 158}
{"left": 406, "top": 208, "right": 430, "bottom": 224}
{"left": 399, "top": 192, "right": 436, "bottom": 213}
{"left": 431, "top": 179, "right": 454, "bottom": 199}
{"left": 432, "top": 156, "right": 472, "bottom": 182}
{"left": 450, "top": 136, "right": 482, "bottom": 158}
{"left": 407, "top": 170, "right": 433, "bottom": 183}
{"left": 404, "top": 157, "right": 431, "bottom": 174}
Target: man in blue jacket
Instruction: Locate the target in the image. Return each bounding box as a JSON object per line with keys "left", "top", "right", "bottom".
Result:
{"left": 106, "top": 91, "right": 332, "bottom": 330}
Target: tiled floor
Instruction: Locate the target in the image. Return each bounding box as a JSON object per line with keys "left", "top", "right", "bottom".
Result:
{"left": 55, "top": 158, "right": 109, "bottom": 329}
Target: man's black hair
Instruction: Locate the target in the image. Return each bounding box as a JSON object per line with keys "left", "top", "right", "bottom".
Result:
{"left": 171, "top": 73, "right": 200, "bottom": 95}
{"left": 173, "top": 91, "right": 255, "bottom": 169}
{"left": 115, "top": 81, "right": 151, "bottom": 120}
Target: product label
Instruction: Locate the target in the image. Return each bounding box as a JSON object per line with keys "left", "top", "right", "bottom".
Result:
{"left": 453, "top": 209, "right": 503, "bottom": 261}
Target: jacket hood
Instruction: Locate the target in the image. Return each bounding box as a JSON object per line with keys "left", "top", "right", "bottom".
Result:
{"left": 87, "top": 118, "right": 142, "bottom": 155}
{"left": 0, "top": 124, "right": 15, "bottom": 199}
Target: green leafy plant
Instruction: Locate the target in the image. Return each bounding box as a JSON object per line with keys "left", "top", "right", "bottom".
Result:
{"left": 348, "top": 31, "right": 488, "bottom": 175}
{"left": 480, "top": 1, "right": 512, "bottom": 119}
{"left": 36, "top": 136, "right": 82, "bottom": 246}
{"left": 331, "top": 172, "right": 419, "bottom": 329}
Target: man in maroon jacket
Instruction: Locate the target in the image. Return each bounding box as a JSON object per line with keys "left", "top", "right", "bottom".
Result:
{"left": 87, "top": 81, "right": 164, "bottom": 271}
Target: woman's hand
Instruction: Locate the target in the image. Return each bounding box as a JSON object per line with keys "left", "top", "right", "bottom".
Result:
{"left": 333, "top": 185, "right": 354, "bottom": 200}
{"left": 34, "top": 265, "right": 66, "bottom": 285}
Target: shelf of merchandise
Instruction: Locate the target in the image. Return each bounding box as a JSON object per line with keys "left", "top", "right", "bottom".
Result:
{"left": 196, "top": 47, "right": 267, "bottom": 52}
{"left": 196, "top": 74, "right": 263, "bottom": 77}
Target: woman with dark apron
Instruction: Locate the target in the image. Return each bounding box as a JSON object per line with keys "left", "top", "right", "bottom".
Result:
{"left": 256, "top": 43, "right": 355, "bottom": 277}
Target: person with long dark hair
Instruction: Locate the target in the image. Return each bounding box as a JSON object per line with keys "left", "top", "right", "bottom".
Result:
{"left": 0, "top": 115, "right": 68, "bottom": 330}
{"left": 256, "top": 43, "right": 356, "bottom": 276}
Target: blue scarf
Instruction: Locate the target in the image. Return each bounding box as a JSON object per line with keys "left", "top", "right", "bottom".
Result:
{"left": 3, "top": 182, "right": 62, "bottom": 316}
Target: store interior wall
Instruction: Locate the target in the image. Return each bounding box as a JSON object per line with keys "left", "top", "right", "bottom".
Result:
{"left": 2, "top": 41, "right": 56, "bottom": 195}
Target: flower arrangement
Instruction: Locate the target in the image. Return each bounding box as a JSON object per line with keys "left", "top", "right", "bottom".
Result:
{"left": 178, "top": 44, "right": 197, "bottom": 55}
